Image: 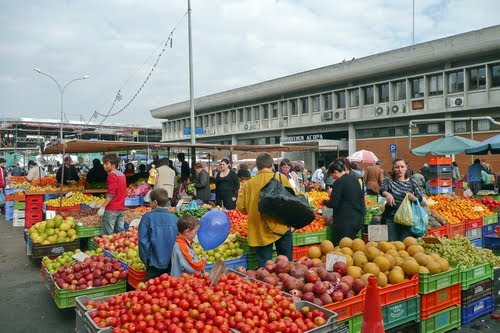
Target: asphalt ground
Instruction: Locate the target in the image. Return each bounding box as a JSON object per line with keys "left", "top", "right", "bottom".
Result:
{"left": 0, "top": 214, "right": 499, "bottom": 333}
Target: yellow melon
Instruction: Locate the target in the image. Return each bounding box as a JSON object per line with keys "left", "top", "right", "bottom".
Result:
{"left": 363, "top": 262, "right": 381, "bottom": 276}
{"left": 386, "top": 249, "right": 400, "bottom": 257}
{"left": 407, "top": 244, "right": 424, "bottom": 257}
{"left": 338, "top": 237, "right": 353, "bottom": 250}
{"left": 347, "top": 265, "right": 363, "bottom": 279}
{"left": 413, "top": 252, "right": 430, "bottom": 266}
{"left": 377, "top": 272, "right": 388, "bottom": 287}
{"left": 320, "top": 240, "right": 335, "bottom": 254}
{"left": 353, "top": 253, "right": 368, "bottom": 268}
{"left": 388, "top": 269, "right": 405, "bottom": 284}
{"left": 398, "top": 250, "right": 410, "bottom": 259}
{"left": 394, "top": 256, "right": 405, "bottom": 267}
{"left": 351, "top": 239, "right": 366, "bottom": 252}
{"left": 366, "top": 241, "right": 378, "bottom": 248}
{"left": 365, "top": 247, "right": 381, "bottom": 261}
{"left": 392, "top": 241, "right": 406, "bottom": 251}
{"left": 419, "top": 266, "right": 430, "bottom": 274}
{"left": 379, "top": 241, "right": 395, "bottom": 253}
{"left": 373, "top": 256, "right": 391, "bottom": 272}
{"left": 403, "top": 236, "right": 418, "bottom": 248}
{"left": 426, "top": 261, "right": 442, "bottom": 274}
{"left": 341, "top": 247, "right": 353, "bottom": 257}
{"left": 383, "top": 254, "right": 396, "bottom": 270}
{"left": 402, "top": 259, "right": 420, "bottom": 276}
{"left": 436, "top": 258, "right": 449, "bottom": 272}
{"left": 307, "top": 246, "right": 322, "bottom": 259}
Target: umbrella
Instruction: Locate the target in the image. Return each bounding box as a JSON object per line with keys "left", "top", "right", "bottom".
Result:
{"left": 464, "top": 134, "right": 500, "bottom": 155}
{"left": 411, "top": 135, "right": 480, "bottom": 156}
{"left": 347, "top": 150, "right": 379, "bottom": 164}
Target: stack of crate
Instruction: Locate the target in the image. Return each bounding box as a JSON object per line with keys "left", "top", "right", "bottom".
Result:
{"left": 13, "top": 199, "right": 26, "bottom": 227}
{"left": 25, "top": 194, "right": 44, "bottom": 228}
{"left": 428, "top": 157, "right": 453, "bottom": 195}
{"left": 464, "top": 217, "right": 484, "bottom": 247}
{"left": 482, "top": 212, "right": 499, "bottom": 251}
{"left": 460, "top": 263, "right": 495, "bottom": 325}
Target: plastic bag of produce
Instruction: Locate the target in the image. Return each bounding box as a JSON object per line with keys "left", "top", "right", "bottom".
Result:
{"left": 258, "top": 173, "right": 315, "bottom": 229}
{"left": 394, "top": 194, "right": 413, "bottom": 226}
{"left": 410, "top": 200, "right": 428, "bottom": 237}
{"left": 0, "top": 192, "right": 4, "bottom": 207}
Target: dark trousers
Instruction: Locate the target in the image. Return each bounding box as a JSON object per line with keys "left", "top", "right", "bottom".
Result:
{"left": 255, "top": 230, "right": 293, "bottom": 268}
{"left": 146, "top": 264, "right": 170, "bottom": 281}
{"left": 469, "top": 181, "right": 481, "bottom": 195}
{"left": 216, "top": 192, "right": 236, "bottom": 210}
{"left": 366, "top": 189, "right": 379, "bottom": 196}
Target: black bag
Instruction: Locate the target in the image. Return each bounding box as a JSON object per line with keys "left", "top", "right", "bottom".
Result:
{"left": 258, "top": 173, "right": 315, "bottom": 229}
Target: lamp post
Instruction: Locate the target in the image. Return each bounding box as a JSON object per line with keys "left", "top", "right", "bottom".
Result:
{"left": 34, "top": 68, "right": 90, "bottom": 141}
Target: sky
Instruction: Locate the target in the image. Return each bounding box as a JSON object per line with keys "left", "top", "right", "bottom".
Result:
{"left": 0, "top": 0, "right": 499, "bottom": 127}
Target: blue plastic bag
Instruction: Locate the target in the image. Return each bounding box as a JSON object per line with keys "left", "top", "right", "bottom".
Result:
{"left": 0, "top": 192, "right": 4, "bottom": 207}
{"left": 410, "top": 200, "right": 428, "bottom": 237}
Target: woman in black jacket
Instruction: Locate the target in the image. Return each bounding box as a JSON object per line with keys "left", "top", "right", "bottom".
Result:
{"left": 323, "top": 159, "right": 366, "bottom": 246}
{"left": 215, "top": 159, "right": 240, "bottom": 209}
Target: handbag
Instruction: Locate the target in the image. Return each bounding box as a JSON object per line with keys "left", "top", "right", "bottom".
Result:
{"left": 410, "top": 200, "right": 428, "bottom": 237}
{"left": 394, "top": 193, "right": 413, "bottom": 226}
{"left": 258, "top": 173, "right": 315, "bottom": 230}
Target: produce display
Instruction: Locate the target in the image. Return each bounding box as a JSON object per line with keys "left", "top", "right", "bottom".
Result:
{"left": 472, "top": 196, "right": 500, "bottom": 212}
{"left": 76, "top": 215, "right": 102, "bottom": 227}
{"left": 227, "top": 209, "right": 248, "bottom": 237}
{"left": 305, "top": 190, "right": 329, "bottom": 209}
{"left": 42, "top": 249, "right": 103, "bottom": 274}
{"left": 428, "top": 195, "right": 493, "bottom": 224}
{"left": 32, "top": 176, "right": 58, "bottom": 187}
{"left": 295, "top": 215, "right": 325, "bottom": 233}
{"left": 427, "top": 209, "right": 448, "bottom": 228}
{"left": 27, "top": 183, "right": 86, "bottom": 193}
{"left": 6, "top": 176, "right": 29, "bottom": 184}
{"left": 7, "top": 181, "right": 31, "bottom": 188}
{"left": 420, "top": 236, "right": 500, "bottom": 267}
{"left": 93, "top": 228, "right": 145, "bottom": 270}
{"left": 193, "top": 234, "right": 244, "bottom": 263}
{"left": 53, "top": 254, "right": 127, "bottom": 291}
{"left": 28, "top": 215, "right": 78, "bottom": 244}
{"left": 86, "top": 271, "right": 329, "bottom": 332}
{"left": 174, "top": 208, "right": 210, "bottom": 218}
{"left": 44, "top": 192, "right": 105, "bottom": 207}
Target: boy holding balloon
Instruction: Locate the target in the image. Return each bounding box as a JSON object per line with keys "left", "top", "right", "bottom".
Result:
{"left": 170, "top": 215, "right": 207, "bottom": 276}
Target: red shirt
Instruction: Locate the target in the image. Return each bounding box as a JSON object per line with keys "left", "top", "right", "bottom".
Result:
{"left": 106, "top": 169, "right": 126, "bottom": 211}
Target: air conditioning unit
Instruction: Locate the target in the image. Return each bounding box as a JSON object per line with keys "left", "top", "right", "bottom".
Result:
{"left": 333, "top": 110, "right": 346, "bottom": 120}
{"left": 375, "top": 106, "right": 386, "bottom": 116}
{"left": 210, "top": 128, "right": 216, "bottom": 135}
{"left": 243, "top": 123, "right": 252, "bottom": 130}
{"left": 254, "top": 121, "right": 260, "bottom": 130}
{"left": 449, "top": 96, "right": 464, "bottom": 108}
{"left": 322, "top": 111, "right": 333, "bottom": 120}
{"left": 390, "top": 103, "right": 406, "bottom": 114}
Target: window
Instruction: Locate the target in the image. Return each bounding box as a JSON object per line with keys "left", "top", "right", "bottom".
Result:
{"left": 427, "top": 124, "right": 439, "bottom": 134}
{"left": 231, "top": 110, "right": 236, "bottom": 123}
{"left": 378, "top": 83, "right": 389, "bottom": 103}
{"left": 469, "top": 67, "right": 486, "bottom": 90}
{"left": 324, "top": 93, "right": 332, "bottom": 110}
{"left": 448, "top": 70, "right": 464, "bottom": 93}
{"left": 291, "top": 100, "right": 298, "bottom": 115}
{"left": 301, "top": 98, "right": 309, "bottom": 114}
{"left": 363, "top": 86, "right": 373, "bottom": 105}
{"left": 477, "top": 119, "right": 490, "bottom": 131}
{"left": 428, "top": 74, "right": 443, "bottom": 96}
{"left": 336, "top": 91, "right": 346, "bottom": 108}
{"left": 210, "top": 114, "right": 215, "bottom": 126}
{"left": 395, "top": 126, "right": 409, "bottom": 136}
{"left": 262, "top": 105, "right": 269, "bottom": 119}
{"left": 454, "top": 121, "right": 467, "bottom": 133}
{"left": 312, "top": 96, "right": 320, "bottom": 112}
{"left": 196, "top": 117, "right": 201, "bottom": 127}
{"left": 492, "top": 64, "right": 500, "bottom": 87}
{"left": 281, "top": 101, "right": 288, "bottom": 116}
{"left": 271, "top": 103, "right": 278, "bottom": 118}
{"left": 246, "top": 108, "right": 252, "bottom": 121}
{"left": 410, "top": 78, "right": 424, "bottom": 98}
{"left": 393, "top": 81, "right": 406, "bottom": 101}
{"left": 218, "top": 113, "right": 222, "bottom": 126}
{"left": 349, "top": 89, "right": 359, "bottom": 107}
{"left": 238, "top": 109, "right": 243, "bottom": 122}
{"left": 223, "top": 112, "right": 228, "bottom": 124}
{"left": 254, "top": 106, "right": 260, "bottom": 120}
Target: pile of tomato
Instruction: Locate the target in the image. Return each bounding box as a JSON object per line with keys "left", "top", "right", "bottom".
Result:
{"left": 305, "top": 190, "right": 329, "bottom": 209}
{"left": 87, "top": 272, "right": 328, "bottom": 333}
{"left": 296, "top": 215, "right": 325, "bottom": 233}
{"left": 227, "top": 210, "right": 249, "bottom": 237}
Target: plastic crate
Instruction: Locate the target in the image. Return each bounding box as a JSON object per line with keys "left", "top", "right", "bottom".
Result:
{"left": 460, "top": 263, "right": 494, "bottom": 290}
{"left": 461, "top": 278, "right": 494, "bottom": 306}
{"left": 336, "top": 314, "right": 362, "bottom": 333}
{"left": 128, "top": 266, "right": 146, "bottom": 289}
{"left": 426, "top": 224, "right": 448, "bottom": 237}
{"left": 428, "top": 186, "right": 453, "bottom": 195}
{"left": 447, "top": 221, "right": 465, "bottom": 239}
{"left": 461, "top": 295, "right": 494, "bottom": 325}
{"left": 429, "top": 178, "right": 453, "bottom": 187}
{"left": 483, "top": 213, "right": 498, "bottom": 226}
{"left": 26, "top": 194, "right": 44, "bottom": 205}
{"left": 419, "top": 262, "right": 460, "bottom": 294}
{"left": 25, "top": 211, "right": 44, "bottom": 228}
{"left": 13, "top": 217, "right": 25, "bottom": 227}
{"left": 31, "top": 239, "right": 80, "bottom": 259}
{"left": 464, "top": 218, "right": 483, "bottom": 230}
{"left": 76, "top": 225, "right": 103, "bottom": 238}
{"left": 465, "top": 227, "right": 482, "bottom": 240}
{"left": 45, "top": 204, "right": 80, "bottom": 214}
{"left": 44, "top": 194, "right": 61, "bottom": 200}
{"left": 324, "top": 292, "right": 365, "bottom": 322}
{"left": 483, "top": 234, "right": 500, "bottom": 250}
{"left": 293, "top": 300, "right": 338, "bottom": 333}
{"left": 13, "top": 201, "right": 26, "bottom": 210}
{"left": 482, "top": 222, "right": 498, "bottom": 236}
{"left": 205, "top": 254, "right": 248, "bottom": 272}
{"left": 293, "top": 245, "right": 313, "bottom": 260}
{"left": 420, "top": 306, "right": 461, "bottom": 333}
{"left": 5, "top": 201, "right": 14, "bottom": 208}
{"left": 53, "top": 279, "right": 126, "bottom": 309}
{"left": 236, "top": 235, "right": 256, "bottom": 254}
{"left": 5, "top": 207, "right": 14, "bottom": 221}
{"left": 292, "top": 227, "right": 330, "bottom": 246}
{"left": 420, "top": 283, "right": 461, "bottom": 319}
{"left": 124, "top": 196, "right": 141, "bottom": 206}
{"left": 359, "top": 274, "right": 419, "bottom": 307}
{"left": 428, "top": 157, "right": 452, "bottom": 166}
{"left": 385, "top": 320, "right": 419, "bottom": 333}
{"left": 470, "top": 237, "right": 482, "bottom": 247}
{"left": 4, "top": 187, "right": 28, "bottom": 195}
{"left": 381, "top": 295, "right": 420, "bottom": 330}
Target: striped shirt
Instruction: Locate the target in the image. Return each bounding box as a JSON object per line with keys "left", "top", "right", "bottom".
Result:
{"left": 380, "top": 178, "right": 423, "bottom": 218}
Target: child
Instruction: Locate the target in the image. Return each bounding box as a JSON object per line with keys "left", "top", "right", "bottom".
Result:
{"left": 170, "top": 214, "right": 206, "bottom": 276}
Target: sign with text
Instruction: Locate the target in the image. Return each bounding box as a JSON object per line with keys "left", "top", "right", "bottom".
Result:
{"left": 368, "top": 225, "right": 388, "bottom": 242}
{"left": 281, "top": 133, "right": 324, "bottom": 143}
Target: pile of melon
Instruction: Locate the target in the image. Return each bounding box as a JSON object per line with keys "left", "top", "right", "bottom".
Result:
{"left": 305, "top": 236, "right": 451, "bottom": 287}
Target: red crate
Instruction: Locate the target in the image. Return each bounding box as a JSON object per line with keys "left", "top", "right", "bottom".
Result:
{"left": 26, "top": 203, "right": 43, "bottom": 212}
{"left": 128, "top": 266, "right": 146, "bottom": 289}
{"left": 26, "top": 195, "right": 44, "bottom": 205}
{"left": 360, "top": 274, "right": 419, "bottom": 307}
{"left": 464, "top": 218, "right": 483, "bottom": 230}
{"left": 426, "top": 224, "right": 448, "bottom": 237}
{"left": 428, "top": 157, "right": 452, "bottom": 165}
{"left": 324, "top": 292, "right": 365, "bottom": 322}
{"left": 447, "top": 221, "right": 465, "bottom": 239}
{"left": 292, "top": 245, "right": 313, "bottom": 260}
{"left": 45, "top": 204, "right": 81, "bottom": 213}
{"left": 25, "top": 211, "right": 44, "bottom": 228}
{"left": 429, "top": 178, "right": 453, "bottom": 187}
{"left": 421, "top": 283, "right": 461, "bottom": 319}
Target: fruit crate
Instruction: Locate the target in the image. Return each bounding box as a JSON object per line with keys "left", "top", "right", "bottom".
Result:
{"left": 360, "top": 274, "right": 419, "bottom": 307}
{"left": 25, "top": 211, "right": 44, "bottom": 228}
{"left": 13, "top": 201, "right": 26, "bottom": 210}
{"left": 482, "top": 223, "right": 498, "bottom": 236}
{"left": 420, "top": 283, "right": 461, "bottom": 319}
{"left": 128, "top": 266, "right": 146, "bottom": 289}
{"left": 461, "top": 295, "right": 494, "bottom": 325}
{"left": 5, "top": 201, "right": 14, "bottom": 208}
{"left": 465, "top": 227, "right": 482, "bottom": 240}
{"left": 75, "top": 295, "right": 116, "bottom": 333}
{"left": 335, "top": 314, "right": 362, "bottom": 333}
{"left": 13, "top": 216, "right": 25, "bottom": 227}
{"left": 429, "top": 178, "right": 453, "bottom": 187}
{"left": 461, "top": 278, "right": 494, "bottom": 306}
{"left": 294, "top": 300, "right": 338, "bottom": 333}
{"left": 4, "top": 187, "right": 28, "bottom": 195}
{"left": 293, "top": 245, "right": 313, "bottom": 260}
{"left": 205, "top": 254, "right": 248, "bottom": 272}
{"left": 236, "top": 235, "right": 256, "bottom": 254}
{"left": 53, "top": 279, "right": 126, "bottom": 309}
{"left": 26, "top": 194, "right": 44, "bottom": 205}
{"left": 483, "top": 234, "right": 500, "bottom": 250}
{"left": 124, "top": 196, "right": 142, "bottom": 206}
{"left": 324, "top": 292, "right": 365, "bottom": 322}
{"left": 87, "top": 238, "right": 97, "bottom": 251}
{"left": 385, "top": 320, "right": 419, "bottom": 333}
{"left": 420, "top": 306, "right": 461, "bottom": 333}
{"left": 13, "top": 209, "right": 25, "bottom": 218}
{"left": 31, "top": 239, "right": 80, "bottom": 259}
{"left": 483, "top": 213, "right": 498, "bottom": 226}
{"left": 464, "top": 218, "right": 483, "bottom": 230}
{"left": 460, "top": 263, "right": 494, "bottom": 290}
{"left": 44, "top": 194, "right": 61, "bottom": 200}
{"left": 45, "top": 204, "right": 81, "bottom": 213}
{"left": 447, "top": 221, "right": 465, "bottom": 239}
{"left": 76, "top": 225, "right": 103, "bottom": 238}
{"left": 426, "top": 224, "right": 448, "bottom": 237}
{"left": 381, "top": 295, "right": 420, "bottom": 330}
{"left": 428, "top": 157, "right": 452, "bottom": 166}
{"left": 5, "top": 206, "right": 13, "bottom": 221}
{"left": 292, "top": 227, "right": 330, "bottom": 246}
{"left": 470, "top": 238, "right": 482, "bottom": 247}
{"left": 419, "top": 262, "right": 460, "bottom": 294}
{"left": 428, "top": 186, "right": 453, "bottom": 195}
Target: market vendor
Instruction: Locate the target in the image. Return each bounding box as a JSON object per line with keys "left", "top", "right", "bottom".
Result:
{"left": 55, "top": 156, "right": 80, "bottom": 185}
{"left": 26, "top": 160, "right": 43, "bottom": 182}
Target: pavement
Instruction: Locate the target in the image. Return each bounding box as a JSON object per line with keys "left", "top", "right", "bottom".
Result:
{"left": 0, "top": 214, "right": 499, "bottom": 333}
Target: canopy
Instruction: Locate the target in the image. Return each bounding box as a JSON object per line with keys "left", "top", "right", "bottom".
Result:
{"left": 347, "top": 149, "right": 379, "bottom": 164}
{"left": 411, "top": 135, "right": 480, "bottom": 156}
{"left": 464, "top": 134, "right": 500, "bottom": 155}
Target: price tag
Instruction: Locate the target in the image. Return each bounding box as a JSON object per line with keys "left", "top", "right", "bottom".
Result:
{"left": 325, "top": 253, "right": 346, "bottom": 271}
{"left": 421, "top": 237, "right": 443, "bottom": 244}
{"left": 72, "top": 252, "right": 90, "bottom": 262}
{"left": 65, "top": 191, "right": 74, "bottom": 198}
{"left": 46, "top": 210, "right": 57, "bottom": 219}
{"left": 368, "top": 225, "right": 388, "bottom": 242}
{"left": 129, "top": 219, "right": 141, "bottom": 227}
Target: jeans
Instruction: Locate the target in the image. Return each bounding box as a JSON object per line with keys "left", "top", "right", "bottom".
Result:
{"left": 384, "top": 216, "right": 413, "bottom": 241}
{"left": 255, "top": 230, "right": 293, "bottom": 268}
{"left": 469, "top": 181, "right": 481, "bottom": 195}
{"left": 102, "top": 210, "right": 125, "bottom": 235}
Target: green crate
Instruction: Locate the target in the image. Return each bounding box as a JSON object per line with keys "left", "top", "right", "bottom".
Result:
{"left": 293, "top": 227, "right": 330, "bottom": 246}
{"left": 419, "top": 262, "right": 460, "bottom": 294}
{"left": 236, "top": 235, "right": 256, "bottom": 254}
{"left": 247, "top": 251, "right": 276, "bottom": 270}
{"left": 420, "top": 306, "right": 461, "bottom": 333}
{"left": 336, "top": 314, "right": 362, "bottom": 333}
{"left": 483, "top": 213, "right": 498, "bottom": 226}
{"left": 382, "top": 296, "right": 420, "bottom": 330}
{"left": 13, "top": 201, "right": 26, "bottom": 210}
{"left": 53, "top": 279, "right": 126, "bottom": 309}
{"left": 76, "top": 225, "right": 103, "bottom": 238}
{"left": 460, "top": 263, "right": 494, "bottom": 290}
{"left": 88, "top": 238, "right": 97, "bottom": 251}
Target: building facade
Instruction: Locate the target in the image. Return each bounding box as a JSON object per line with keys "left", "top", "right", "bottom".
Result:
{"left": 151, "top": 25, "right": 500, "bottom": 171}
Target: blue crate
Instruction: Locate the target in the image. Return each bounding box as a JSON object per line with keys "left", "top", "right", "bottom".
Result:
{"left": 5, "top": 201, "right": 14, "bottom": 209}
{"left": 483, "top": 234, "right": 500, "bottom": 250}
{"left": 482, "top": 223, "right": 498, "bottom": 236}
{"left": 103, "top": 249, "right": 113, "bottom": 258}
{"left": 429, "top": 165, "right": 452, "bottom": 174}
{"left": 429, "top": 186, "right": 453, "bottom": 195}
{"left": 461, "top": 295, "right": 494, "bottom": 325}
{"left": 44, "top": 194, "right": 61, "bottom": 200}
{"left": 470, "top": 237, "right": 482, "bottom": 247}
{"left": 6, "top": 210, "right": 14, "bottom": 221}
{"left": 125, "top": 196, "right": 141, "bottom": 206}
{"left": 124, "top": 223, "right": 130, "bottom": 231}
{"left": 205, "top": 254, "right": 247, "bottom": 272}
{"left": 4, "top": 187, "right": 27, "bottom": 195}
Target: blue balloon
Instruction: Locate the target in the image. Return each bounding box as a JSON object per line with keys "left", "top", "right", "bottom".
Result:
{"left": 197, "top": 210, "right": 230, "bottom": 250}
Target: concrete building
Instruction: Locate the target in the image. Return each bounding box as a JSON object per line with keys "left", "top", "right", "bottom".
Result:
{"left": 151, "top": 25, "right": 500, "bottom": 172}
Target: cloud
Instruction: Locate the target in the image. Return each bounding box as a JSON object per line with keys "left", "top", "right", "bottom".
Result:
{"left": 0, "top": 0, "right": 498, "bottom": 126}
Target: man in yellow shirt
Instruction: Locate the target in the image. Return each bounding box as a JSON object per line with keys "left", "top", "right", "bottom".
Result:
{"left": 236, "top": 153, "right": 293, "bottom": 267}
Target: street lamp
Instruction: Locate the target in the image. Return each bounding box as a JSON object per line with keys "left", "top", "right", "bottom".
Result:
{"left": 34, "top": 68, "right": 90, "bottom": 141}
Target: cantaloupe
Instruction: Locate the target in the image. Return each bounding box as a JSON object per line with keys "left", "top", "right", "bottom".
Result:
{"left": 373, "top": 256, "right": 391, "bottom": 272}
{"left": 388, "top": 269, "right": 405, "bottom": 284}
{"left": 338, "top": 237, "right": 353, "bottom": 249}
{"left": 407, "top": 244, "right": 424, "bottom": 257}
{"left": 403, "top": 236, "right": 418, "bottom": 248}
{"left": 363, "top": 262, "right": 381, "bottom": 276}
{"left": 307, "top": 246, "right": 322, "bottom": 259}
{"left": 320, "top": 240, "right": 335, "bottom": 254}
{"left": 351, "top": 239, "right": 366, "bottom": 252}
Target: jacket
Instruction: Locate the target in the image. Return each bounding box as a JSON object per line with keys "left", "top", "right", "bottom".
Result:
{"left": 194, "top": 169, "right": 211, "bottom": 202}
{"left": 364, "top": 165, "right": 384, "bottom": 194}
{"left": 56, "top": 165, "right": 79, "bottom": 185}
{"left": 170, "top": 236, "right": 206, "bottom": 276}
{"left": 106, "top": 169, "right": 127, "bottom": 211}
{"left": 138, "top": 208, "right": 178, "bottom": 270}
{"left": 236, "top": 170, "right": 291, "bottom": 247}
